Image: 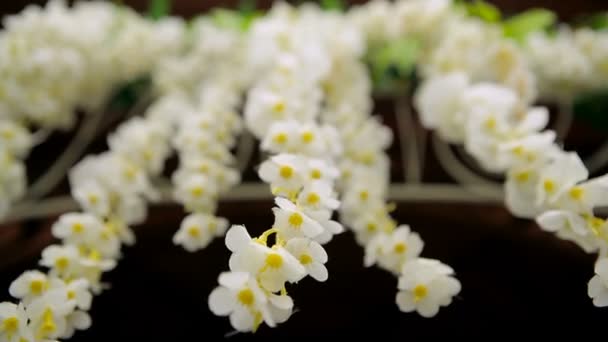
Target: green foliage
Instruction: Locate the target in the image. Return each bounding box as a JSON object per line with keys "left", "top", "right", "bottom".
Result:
{"left": 577, "top": 13, "right": 608, "bottom": 31}
{"left": 321, "top": 0, "right": 345, "bottom": 12}
{"left": 502, "top": 9, "right": 557, "bottom": 42}
{"left": 146, "top": 0, "right": 171, "bottom": 20}
{"left": 367, "top": 38, "right": 421, "bottom": 94}
{"left": 461, "top": 0, "right": 502, "bottom": 23}
{"left": 108, "top": 76, "right": 152, "bottom": 111}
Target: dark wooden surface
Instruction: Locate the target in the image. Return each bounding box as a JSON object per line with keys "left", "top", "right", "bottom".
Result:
{"left": 1, "top": 1, "right": 608, "bottom": 340}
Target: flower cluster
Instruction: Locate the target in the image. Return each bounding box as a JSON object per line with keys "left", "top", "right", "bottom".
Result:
{"left": 169, "top": 22, "right": 247, "bottom": 252}
{"left": 524, "top": 27, "right": 608, "bottom": 100}
{"left": 0, "top": 94, "right": 176, "bottom": 341}
{"left": 415, "top": 66, "right": 608, "bottom": 306}
{"left": 321, "top": 36, "right": 461, "bottom": 317}
{"left": 0, "top": 0, "right": 185, "bottom": 220}
{"left": 208, "top": 4, "right": 352, "bottom": 332}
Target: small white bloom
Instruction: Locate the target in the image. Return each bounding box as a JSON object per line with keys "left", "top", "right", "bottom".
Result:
{"left": 208, "top": 271, "right": 275, "bottom": 332}
{"left": 9, "top": 270, "right": 50, "bottom": 304}
{"left": 285, "top": 238, "right": 329, "bottom": 281}
{"left": 396, "top": 258, "right": 461, "bottom": 318}
{"left": 0, "top": 302, "right": 32, "bottom": 342}
{"left": 40, "top": 244, "right": 81, "bottom": 279}
{"left": 272, "top": 197, "right": 325, "bottom": 240}
{"left": 589, "top": 257, "right": 608, "bottom": 307}
{"left": 173, "top": 213, "right": 228, "bottom": 252}
{"left": 365, "top": 225, "right": 424, "bottom": 274}
{"left": 258, "top": 154, "right": 307, "bottom": 197}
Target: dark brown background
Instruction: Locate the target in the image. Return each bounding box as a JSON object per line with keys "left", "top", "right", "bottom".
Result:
{"left": 1, "top": 1, "right": 608, "bottom": 340}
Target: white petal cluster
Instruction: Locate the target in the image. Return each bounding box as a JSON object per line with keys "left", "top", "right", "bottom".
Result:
{"left": 1, "top": 42, "right": 177, "bottom": 340}
{"left": 321, "top": 50, "right": 460, "bottom": 317}
{"left": 168, "top": 22, "right": 248, "bottom": 253}
{"left": 209, "top": 3, "right": 356, "bottom": 332}
{"left": 416, "top": 42, "right": 608, "bottom": 308}
{"left": 524, "top": 27, "right": 608, "bottom": 100}
{"left": 0, "top": 0, "right": 186, "bottom": 220}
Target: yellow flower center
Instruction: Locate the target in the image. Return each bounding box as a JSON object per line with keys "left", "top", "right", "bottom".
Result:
{"left": 30, "top": 280, "right": 45, "bottom": 295}
{"left": 237, "top": 288, "right": 255, "bottom": 306}
{"left": 55, "top": 257, "right": 69, "bottom": 270}
{"left": 190, "top": 186, "right": 204, "bottom": 197}
{"left": 511, "top": 146, "right": 525, "bottom": 156}
{"left": 40, "top": 309, "right": 56, "bottom": 335}
{"left": 359, "top": 191, "right": 369, "bottom": 201}
{"left": 273, "top": 133, "right": 288, "bottom": 145}
{"left": 266, "top": 253, "right": 283, "bottom": 268}
{"left": 543, "top": 179, "right": 556, "bottom": 193}
{"left": 272, "top": 101, "right": 286, "bottom": 114}
{"left": 515, "top": 171, "right": 530, "bottom": 183}
{"left": 301, "top": 131, "right": 314, "bottom": 144}
{"left": 88, "top": 194, "right": 99, "bottom": 205}
{"left": 306, "top": 193, "right": 320, "bottom": 205}
{"left": 67, "top": 290, "right": 76, "bottom": 300}
{"left": 198, "top": 163, "right": 209, "bottom": 173}
{"left": 393, "top": 243, "right": 407, "bottom": 254}
{"left": 299, "top": 254, "right": 313, "bottom": 265}
{"left": 72, "top": 222, "right": 84, "bottom": 234}
{"left": 569, "top": 186, "right": 584, "bottom": 201}
{"left": 187, "top": 226, "right": 200, "bottom": 238}
{"left": 484, "top": 117, "right": 497, "bottom": 132}
{"left": 310, "top": 169, "right": 322, "bottom": 179}
{"left": 366, "top": 223, "right": 377, "bottom": 232}
{"left": 3, "top": 317, "right": 19, "bottom": 333}
{"left": 288, "top": 213, "right": 303, "bottom": 228}
{"left": 279, "top": 165, "right": 294, "bottom": 179}
{"left": 1, "top": 129, "right": 15, "bottom": 140}
{"left": 413, "top": 285, "right": 428, "bottom": 302}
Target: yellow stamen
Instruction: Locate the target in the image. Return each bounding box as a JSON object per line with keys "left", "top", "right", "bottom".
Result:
{"left": 299, "top": 254, "right": 313, "bottom": 265}
{"left": 543, "top": 179, "right": 556, "bottom": 193}
{"left": 366, "top": 223, "right": 377, "bottom": 232}
{"left": 359, "top": 191, "right": 369, "bottom": 201}
{"left": 306, "top": 193, "right": 320, "bottom": 205}
{"left": 288, "top": 213, "right": 303, "bottom": 228}
{"left": 30, "top": 280, "right": 45, "bottom": 295}
{"left": 55, "top": 257, "right": 69, "bottom": 270}
{"left": 273, "top": 133, "right": 288, "bottom": 145}
{"left": 190, "top": 186, "right": 204, "bottom": 197}
{"left": 393, "top": 243, "right": 407, "bottom": 254}
{"left": 265, "top": 253, "right": 283, "bottom": 268}
{"left": 310, "top": 169, "right": 322, "bottom": 179}
{"left": 272, "top": 101, "right": 285, "bottom": 114}
{"left": 279, "top": 166, "right": 294, "bottom": 179}
{"left": 3, "top": 317, "right": 19, "bottom": 333}
{"left": 187, "top": 226, "right": 200, "bottom": 238}
{"left": 301, "top": 131, "right": 314, "bottom": 144}
{"left": 72, "top": 222, "right": 84, "bottom": 234}
{"left": 67, "top": 290, "right": 76, "bottom": 300}
{"left": 569, "top": 186, "right": 584, "bottom": 201}
{"left": 515, "top": 171, "right": 530, "bottom": 183}
{"left": 413, "top": 285, "right": 428, "bottom": 302}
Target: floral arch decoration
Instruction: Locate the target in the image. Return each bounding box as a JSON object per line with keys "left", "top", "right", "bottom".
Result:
{"left": 0, "top": 0, "right": 607, "bottom": 340}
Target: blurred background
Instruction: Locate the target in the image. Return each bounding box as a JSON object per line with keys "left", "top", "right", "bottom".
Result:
{"left": 1, "top": 0, "right": 608, "bottom": 340}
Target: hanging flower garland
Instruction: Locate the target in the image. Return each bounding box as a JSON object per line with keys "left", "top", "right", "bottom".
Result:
{"left": 0, "top": 0, "right": 606, "bottom": 340}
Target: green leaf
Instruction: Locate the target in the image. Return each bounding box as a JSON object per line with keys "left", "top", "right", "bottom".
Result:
{"left": 573, "top": 88, "right": 608, "bottom": 130}
{"left": 321, "top": 0, "right": 345, "bottom": 11}
{"left": 108, "top": 76, "right": 152, "bottom": 111}
{"left": 578, "top": 13, "right": 608, "bottom": 31}
{"left": 503, "top": 9, "right": 557, "bottom": 42}
{"left": 147, "top": 0, "right": 171, "bottom": 20}
{"left": 367, "top": 38, "right": 421, "bottom": 93}
{"left": 465, "top": 0, "right": 501, "bottom": 23}
{"left": 209, "top": 9, "right": 260, "bottom": 32}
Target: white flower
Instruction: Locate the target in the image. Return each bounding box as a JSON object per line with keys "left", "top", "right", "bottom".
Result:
{"left": 365, "top": 225, "right": 424, "bottom": 274}
{"left": 173, "top": 174, "right": 218, "bottom": 213}
{"left": 26, "top": 288, "right": 76, "bottom": 340}
{"left": 295, "top": 182, "right": 339, "bottom": 215}
{"left": 272, "top": 197, "right": 325, "bottom": 240}
{"left": 285, "top": 238, "right": 329, "bottom": 281}
{"left": 9, "top": 270, "right": 50, "bottom": 304}
{"left": 536, "top": 210, "right": 606, "bottom": 253}
{"left": 535, "top": 152, "right": 588, "bottom": 206}
{"left": 72, "top": 181, "right": 110, "bottom": 217}
{"left": 414, "top": 73, "right": 469, "bottom": 143}
{"left": 225, "top": 225, "right": 306, "bottom": 292}
{"left": 555, "top": 175, "right": 608, "bottom": 214}
{"left": 0, "top": 302, "right": 32, "bottom": 342}
{"left": 51, "top": 213, "right": 104, "bottom": 245}
{"left": 173, "top": 213, "right": 228, "bottom": 252}
{"left": 208, "top": 271, "right": 275, "bottom": 332}
{"left": 258, "top": 154, "right": 307, "bottom": 197}
{"left": 396, "top": 258, "right": 461, "bottom": 318}
{"left": 39, "top": 244, "right": 81, "bottom": 279}
{"left": 0, "top": 120, "right": 32, "bottom": 158}
{"left": 589, "top": 257, "right": 608, "bottom": 307}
